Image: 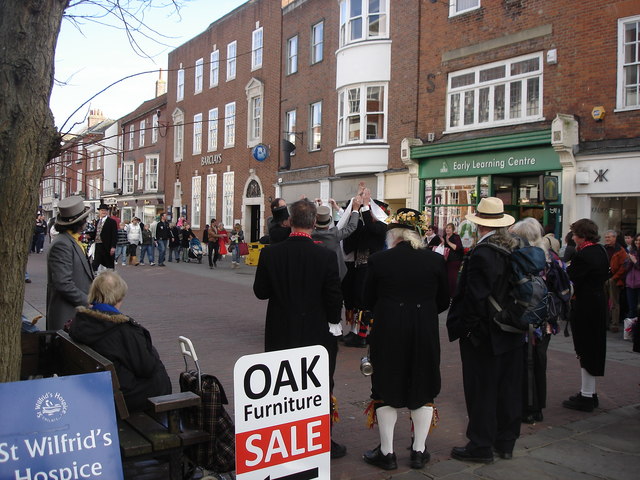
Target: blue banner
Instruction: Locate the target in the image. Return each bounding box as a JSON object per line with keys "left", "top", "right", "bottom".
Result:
{"left": 0, "top": 371, "right": 123, "bottom": 480}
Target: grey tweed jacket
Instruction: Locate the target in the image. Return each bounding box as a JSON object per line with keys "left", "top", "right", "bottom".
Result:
{"left": 46, "top": 232, "right": 94, "bottom": 330}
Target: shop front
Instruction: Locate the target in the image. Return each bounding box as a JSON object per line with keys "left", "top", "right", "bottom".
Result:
{"left": 116, "top": 196, "right": 164, "bottom": 225}
{"left": 413, "top": 130, "right": 563, "bottom": 248}
{"left": 575, "top": 150, "right": 640, "bottom": 236}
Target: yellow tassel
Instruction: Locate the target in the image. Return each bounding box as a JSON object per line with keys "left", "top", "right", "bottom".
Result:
{"left": 331, "top": 395, "right": 340, "bottom": 424}
{"left": 364, "top": 400, "right": 383, "bottom": 429}
{"left": 426, "top": 403, "right": 439, "bottom": 433}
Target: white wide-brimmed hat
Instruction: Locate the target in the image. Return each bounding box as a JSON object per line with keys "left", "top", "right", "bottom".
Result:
{"left": 465, "top": 197, "right": 515, "bottom": 228}
{"left": 56, "top": 196, "right": 91, "bottom": 226}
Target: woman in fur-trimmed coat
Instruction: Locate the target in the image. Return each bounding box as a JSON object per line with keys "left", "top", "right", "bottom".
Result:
{"left": 69, "top": 271, "right": 171, "bottom": 412}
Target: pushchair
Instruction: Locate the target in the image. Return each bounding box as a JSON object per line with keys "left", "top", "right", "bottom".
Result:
{"left": 178, "top": 337, "right": 235, "bottom": 478}
{"left": 188, "top": 238, "right": 203, "bottom": 263}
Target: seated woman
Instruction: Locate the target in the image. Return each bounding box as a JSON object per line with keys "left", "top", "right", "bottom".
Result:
{"left": 69, "top": 270, "right": 171, "bottom": 412}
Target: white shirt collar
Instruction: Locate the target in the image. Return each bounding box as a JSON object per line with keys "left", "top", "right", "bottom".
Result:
{"left": 477, "top": 230, "right": 496, "bottom": 244}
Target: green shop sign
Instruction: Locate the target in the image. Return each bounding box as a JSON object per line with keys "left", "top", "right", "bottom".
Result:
{"left": 419, "top": 146, "right": 561, "bottom": 179}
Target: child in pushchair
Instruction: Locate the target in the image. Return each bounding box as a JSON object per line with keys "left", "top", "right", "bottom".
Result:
{"left": 188, "top": 237, "right": 204, "bottom": 263}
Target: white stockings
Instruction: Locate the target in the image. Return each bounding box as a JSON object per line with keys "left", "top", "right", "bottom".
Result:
{"left": 376, "top": 406, "right": 397, "bottom": 455}
{"left": 410, "top": 406, "right": 434, "bottom": 453}
{"left": 581, "top": 368, "right": 596, "bottom": 397}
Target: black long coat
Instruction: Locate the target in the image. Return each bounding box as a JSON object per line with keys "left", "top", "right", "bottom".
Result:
{"left": 567, "top": 244, "right": 610, "bottom": 376}
{"left": 70, "top": 307, "right": 171, "bottom": 412}
{"left": 253, "top": 235, "right": 343, "bottom": 352}
{"left": 363, "top": 242, "right": 449, "bottom": 409}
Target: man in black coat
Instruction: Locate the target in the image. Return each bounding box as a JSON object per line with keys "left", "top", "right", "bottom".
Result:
{"left": 253, "top": 198, "right": 346, "bottom": 458}
{"left": 447, "top": 197, "right": 524, "bottom": 464}
{"left": 340, "top": 190, "right": 387, "bottom": 347}
{"left": 154, "top": 212, "right": 170, "bottom": 266}
{"left": 92, "top": 203, "right": 117, "bottom": 271}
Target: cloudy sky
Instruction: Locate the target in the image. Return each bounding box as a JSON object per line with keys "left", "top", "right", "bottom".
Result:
{"left": 51, "top": 0, "right": 245, "bottom": 133}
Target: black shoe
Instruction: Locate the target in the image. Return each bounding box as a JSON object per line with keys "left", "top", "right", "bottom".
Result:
{"left": 563, "top": 393, "right": 595, "bottom": 412}
{"left": 522, "top": 411, "right": 544, "bottom": 424}
{"left": 363, "top": 446, "right": 397, "bottom": 470}
{"left": 410, "top": 449, "right": 430, "bottom": 469}
{"left": 330, "top": 440, "right": 347, "bottom": 459}
{"left": 451, "top": 446, "right": 493, "bottom": 464}
{"left": 25, "top": 278, "right": 32, "bottom": 283}
{"left": 344, "top": 335, "right": 367, "bottom": 348}
{"left": 493, "top": 449, "right": 513, "bottom": 460}
{"left": 339, "top": 332, "right": 356, "bottom": 343}
{"left": 158, "top": 263, "right": 166, "bottom": 267}
{"left": 569, "top": 392, "right": 599, "bottom": 408}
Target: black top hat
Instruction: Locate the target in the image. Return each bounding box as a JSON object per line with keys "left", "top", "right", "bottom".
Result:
{"left": 272, "top": 205, "right": 290, "bottom": 224}
{"left": 98, "top": 203, "right": 110, "bottom": 211}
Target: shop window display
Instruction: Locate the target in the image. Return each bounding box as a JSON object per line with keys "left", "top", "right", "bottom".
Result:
{"left": 591, "top": 197, "right": 639, "bottom": 235}
{"left": 424, "top": 176, "right": 488, "bottom": 249}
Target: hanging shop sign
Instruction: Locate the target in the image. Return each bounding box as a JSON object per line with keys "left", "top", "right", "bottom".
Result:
{"left": 420, "top": 146, "right": 561, "bottom": 179}
{"left": 252, "top": 144, "right": 269, "bottom": 162}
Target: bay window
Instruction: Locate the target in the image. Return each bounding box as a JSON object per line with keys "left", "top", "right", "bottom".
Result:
{"left": 339, "top": 0, "right": 388, "bottom": 47}
{"left": 337, "top": 83, "right": 387, "bottom": 145}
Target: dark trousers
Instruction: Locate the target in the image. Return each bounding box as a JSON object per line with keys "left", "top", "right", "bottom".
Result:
{"left": 92, "top": 243, "right": 114, "bottom": 270}
{"left": 459, "top": 338, "right": 523, "bottom": 456}
{"left": 207, "top": 241, "right": 219, "bottom": 267}
{"left": 522, "top": 333, "right": 551, "bottom": 413}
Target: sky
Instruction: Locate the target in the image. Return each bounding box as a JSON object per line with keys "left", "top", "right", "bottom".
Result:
{"left": 51, "top": 0, "right": 246, "bottom": 133}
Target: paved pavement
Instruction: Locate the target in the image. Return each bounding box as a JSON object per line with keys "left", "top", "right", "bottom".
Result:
{"left": 23, "top": 245, "right": 640, "bottom": 479}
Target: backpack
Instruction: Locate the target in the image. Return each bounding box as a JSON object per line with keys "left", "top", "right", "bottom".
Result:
{"left": 481, "top": 242, "right": 550, "bottom": 334}
{"left": 545, "top": 252, "right": 573, "bottom": 324}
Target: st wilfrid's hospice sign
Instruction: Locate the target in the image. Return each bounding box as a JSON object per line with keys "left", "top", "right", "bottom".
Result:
{"left": 0, "top": 371, "right": 123, "bottom": 480}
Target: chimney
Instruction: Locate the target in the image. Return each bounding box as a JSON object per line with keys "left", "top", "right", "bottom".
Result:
{"left": 156, "top": 69, "right": 167, "bottom": 97}
{"left": 88, "top": 109, "right": 105, "bottom": 128}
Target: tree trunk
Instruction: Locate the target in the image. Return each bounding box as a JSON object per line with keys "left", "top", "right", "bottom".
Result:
{"left": 0, "top": 0, "right": 68, "bottom": 382}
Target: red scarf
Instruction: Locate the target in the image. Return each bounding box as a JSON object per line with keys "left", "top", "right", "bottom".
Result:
{"left": 290, "top": 231, "right": 323, "bottom": 244}
{"left": 577, "top": 241, "right": 597, "bottom": 251}
{"left": 289, "top": 231, "right": 312, "bottom": 240}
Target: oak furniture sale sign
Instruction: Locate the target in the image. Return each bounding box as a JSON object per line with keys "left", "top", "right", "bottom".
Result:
{"left": 234, "top": 346, "right": 330, "bottom": 480}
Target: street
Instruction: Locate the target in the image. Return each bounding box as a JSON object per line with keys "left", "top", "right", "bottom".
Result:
{"left": 23, "top": 246, "right": 640, "bottom": 479}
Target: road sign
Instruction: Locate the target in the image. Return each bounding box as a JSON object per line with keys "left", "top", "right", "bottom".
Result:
{"left": 0, "top": 371, "right": 123, "bottom": 480}
{"left": 234, "top": 346, "right": 330, "bottom": 480}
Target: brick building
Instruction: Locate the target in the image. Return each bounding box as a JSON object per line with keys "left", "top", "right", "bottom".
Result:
{"left": 166, "top": 0, "right": 426, "bottom": 239}
{"left": 279, "top": 0, "right": 423, "bottom": 213}
{"left": 109, "top": 89, "right": 168, "bottom": 226}
{"left": 42, "top": 0, "right": 639, "bottom": 240}
{"left": 409, "top": 0, "right": 640, "bottom": 243}
{"left": 165, "top": 1, "right": 282, "bottom": 242}
{"left": 41, "top": 110, "right": 116, "bottom": 222}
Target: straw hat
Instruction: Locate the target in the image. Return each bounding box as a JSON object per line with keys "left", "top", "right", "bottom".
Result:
{"left": 465, "top": 197, "right": 515, "bottom": 228}
{"left": 56, "top": 196, "right": 91, "bottom": 226}
{"left": 387, "top": 208, "right": 425, "bottom": 232}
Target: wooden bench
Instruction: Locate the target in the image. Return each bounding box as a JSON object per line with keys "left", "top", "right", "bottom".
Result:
{"left": 21, "top": 330, "right": 209, "bottom": 479}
